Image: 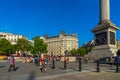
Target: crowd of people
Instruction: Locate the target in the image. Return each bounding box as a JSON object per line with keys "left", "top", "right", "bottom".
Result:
{"left": 8, "top": 54, "right": 63, "bottom": 72}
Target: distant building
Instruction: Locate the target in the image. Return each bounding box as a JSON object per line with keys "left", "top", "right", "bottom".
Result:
{"left": 0, "top": 32, "right": 27, "bottom": 44}
{"left": 29, "top": 40, "right": 34, "bottom": 46}
{"left": 43, "top": 31, "right": 78, "bottom": 56}
{"left": 116, "top": 40, "right": 120, "bottom": 49}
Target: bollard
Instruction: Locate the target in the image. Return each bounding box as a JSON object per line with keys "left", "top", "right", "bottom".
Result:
{"left": 79, "top": 57, "right": 82, "bottom": 71}
{"left": 96, "top": 60, "right": 100, "bottom": 72}
{"left": 64, "top": 57, "right": 67, "bottom": 70}
{"left": 116, "top": 57, "right": 119, "bottom": 73}
{"left": 52, "top": 57, "right": 55, "bottom": 69}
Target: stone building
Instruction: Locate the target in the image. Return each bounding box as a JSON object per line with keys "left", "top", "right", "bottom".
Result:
{"left": 43, "top": 31, "right": 78, "bottom": 56}
{"left": 116, "top": 40, "right": 120, "bottom": 49}
{"left": 0, "top": 32, "right": 27, "bottom": 44}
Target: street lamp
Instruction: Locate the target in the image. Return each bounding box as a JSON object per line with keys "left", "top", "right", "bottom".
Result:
{"left": 96, "top": 59, "right": 100, "bottom": 72}
{"left": 52, "top": 56, "right": 55, "bottom": 69}
{"left": 51, "top": 51, "right": 55, "bottom": 69}
{"left": 78, "top": 55, "right": 82, "bottom": 71}
{"left": 64, "top": 50, "right": 68, "bottom": 70}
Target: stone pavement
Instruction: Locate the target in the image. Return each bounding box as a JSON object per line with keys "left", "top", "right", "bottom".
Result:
{"left": 0, "top": 60, "right": 119, "bottom": 80}
{"left": 44, "top": 71, "right": 120, "bottom": 80}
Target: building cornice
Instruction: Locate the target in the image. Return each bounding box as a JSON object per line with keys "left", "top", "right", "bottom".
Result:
{"left": 91, "top": 20, "right": 119, "bottom": 33}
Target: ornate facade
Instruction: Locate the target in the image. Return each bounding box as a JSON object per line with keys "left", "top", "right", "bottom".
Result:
{"left": 43, "top": 31, "right": 78, "bottom": 56}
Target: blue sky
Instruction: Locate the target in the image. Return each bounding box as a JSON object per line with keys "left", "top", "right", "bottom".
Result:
{"left": 0, "top": 0, "right": 120, "bottom": 46}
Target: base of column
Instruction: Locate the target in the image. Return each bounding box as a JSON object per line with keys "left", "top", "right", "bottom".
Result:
{"left": 89, "top": 45, "right": 117, "bottom": 59}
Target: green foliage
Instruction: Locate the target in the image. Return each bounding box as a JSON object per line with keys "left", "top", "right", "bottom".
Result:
{"left": 11, "top": 44, "right": 18, "bottom": 53}
{"left": 86, "top": 47, "right": 93, "bottom": 53}
{"left": 81, "top": 41, "right": 94, "bottom": 53}
{"left": 30, "top": 46, "right": 37, "bottom": 55}
{"left": 77, "top": 48, "right": 86, "bottom": 56}
{"left": 16, "top": 38, "right": 31, "bottom": 53}
{"left": 0, "top": 38, "right": 12, "bottom": 54}
{"left": 70, "top": 49, "right": 78, "bottom": 56}
{"left": 70, "top": 47, "right": 88, "bottom": 56}
{"left": 0, "top": 36, "right": 48, "bottom": 55}
{"left": 31, "top": 36, "right": 47, "bottom": 55}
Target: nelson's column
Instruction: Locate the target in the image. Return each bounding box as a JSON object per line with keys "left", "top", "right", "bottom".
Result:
{"left": 91, "top": 0, "right": 119, "bottom": 58}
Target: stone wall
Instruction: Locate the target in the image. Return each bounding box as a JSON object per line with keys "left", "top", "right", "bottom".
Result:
{"left": 60, "top": 56, "right": 76, "bottom": 61}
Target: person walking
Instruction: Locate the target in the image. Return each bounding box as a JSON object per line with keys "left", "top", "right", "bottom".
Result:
{"left": 110, "top": 57, "right": 114, "bottom": 68}
{"left": 40, "top": 60, "right": 47, "bottom": 72}
{"left": 8, "top": 55, "right": 15, "bottom": 72}
{"left": 35, "top": 55, "right": 39, "bottom": 66}
{"left": 39, "top": 56, "right": 43, "bottom": 66}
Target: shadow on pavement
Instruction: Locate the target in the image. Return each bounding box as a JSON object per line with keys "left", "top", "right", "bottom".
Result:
{"left": 27, "top": 71, "right": 36, "bottom": 80}
{"left": 82, "top": 68, "right": 96, "bottom": 72}
{"left": 58, "top": 67, "right": 65, "bottom": 70}
{"left": 14, "top": 66, "right": 19, "bottom": 71}
{"left": 70, "top": 68, "right": 79, "bottom": 71}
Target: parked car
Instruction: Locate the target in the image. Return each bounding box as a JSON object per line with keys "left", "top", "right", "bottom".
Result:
{"left": 98, "top": 57, "right": 111, "bottom": 64}
{"left": 98, "top": 57, "right": 120, "bottom": 65}
{"left": 112, "top": 57, "right": 120, "bottom": 65}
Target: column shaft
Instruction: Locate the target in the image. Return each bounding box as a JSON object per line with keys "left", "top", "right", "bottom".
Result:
{"left": 100, "top": 0, "right": 110, "bottom": 21}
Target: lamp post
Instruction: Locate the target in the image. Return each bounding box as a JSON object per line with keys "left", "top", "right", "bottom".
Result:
{"left": 64, "top": 50, "right": 68, "bottom": 70}
{"left": 116, "top": 57, "right": 119, "bottom": 73}
{"left": 96, "top": 59, "right": 100, "bottom": 72}
{"left": 64, "top": 56, "right": 67, "bottom": 70}
{"left": 52, "top": 56, "right": 55, "bottom": 69}
{"left": 79, "top": 56, "right": 82, "bottom": 71}
{"left": 51, "top": 52, "right": 55, "bottom": 69}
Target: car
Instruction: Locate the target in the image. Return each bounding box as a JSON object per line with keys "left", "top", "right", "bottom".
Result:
{"left": 98, "top": 57, "right": 111, "bottom": 64}
{"left": 112, "top": 57, "right": 120, "bottom": 65}
{"left": 97, "top": 57, "right": 120, "bottom": 65}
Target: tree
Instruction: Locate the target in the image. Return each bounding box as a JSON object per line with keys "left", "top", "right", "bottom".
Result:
{"left": 0, "top": 38, "right": 12, "bottom": 54}
{"left": 86, "top": 47, "right": 93, "bottom": 53}
{"left": 81, "top": 40, "right": 95, "bottom": 53}
{"left": 11, "top": 44, "right": 18, "bottom": 54}
{"left": 70, "top": 49, "right": 78, "bottom": 56}
{"left": 16, "top": 38, "right": 31, "bottom": 54}
{"left": 32, "top": 36, "right": 47, "bottom": 55}
{"left": 77, "top": 48, "right": 86, "bottom": 56}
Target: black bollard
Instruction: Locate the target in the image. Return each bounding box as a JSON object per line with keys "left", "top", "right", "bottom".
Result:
{"left": 79, "top": 57, "right": 82, "bottom": 71}
{"left": 64, "top": 57, "right": 67, "bottom": 70}
{"left": 116, "top": 57, "right": 119, "bottom": 73}
{"left": 96, "top": 60, "right": 100, "bottom": 72}
{"left": 52, "top": 57, "right": 55, "bottom": 69}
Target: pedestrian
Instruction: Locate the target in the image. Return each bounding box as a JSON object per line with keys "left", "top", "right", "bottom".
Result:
{"left": 8, "top": 55, "right": 15, "bottom": 72}
{"left": 49, "top": 57, "right": 52, "bottom": 65}
{"left": 110, "top": 57, "right": 114, "bottom": 68}
{"left": 35, "top": 55, "right": 39, "bottom": 66}
{"left": 39, "top": 56, "right": 43, "bottom": 66}
{"left": 40, "top": 60, "right": 47, "bottom": 72}
{"left": 66, "top": 57, "right": 69, "bottom": 64}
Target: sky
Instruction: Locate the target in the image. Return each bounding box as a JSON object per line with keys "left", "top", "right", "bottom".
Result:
{"left": 0, "top": 0, "right": 120, "bottom": 46}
